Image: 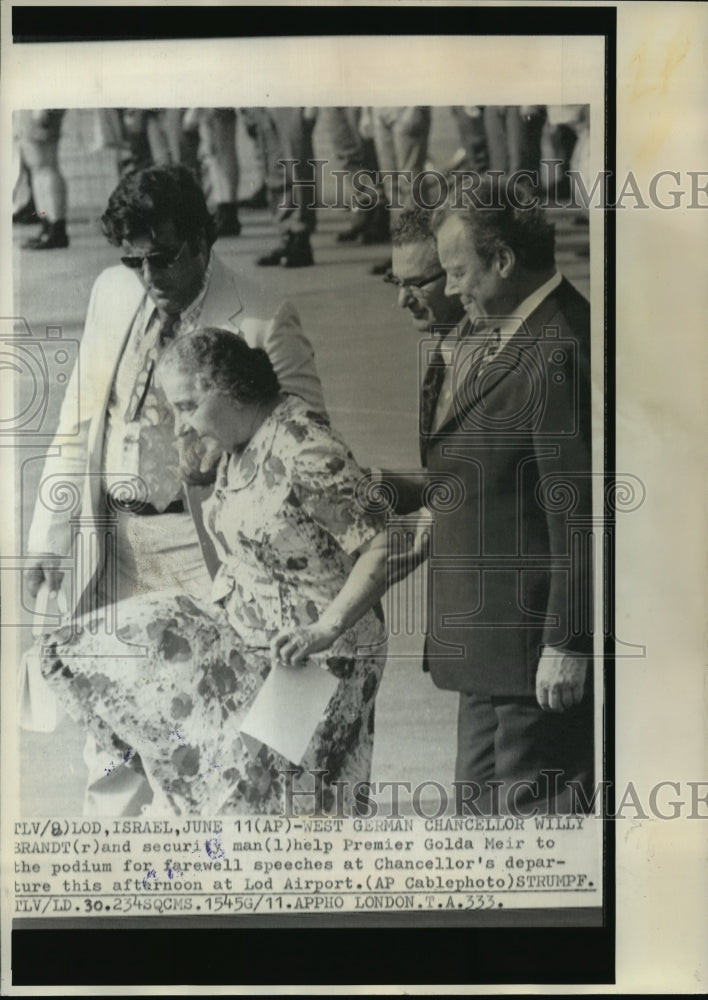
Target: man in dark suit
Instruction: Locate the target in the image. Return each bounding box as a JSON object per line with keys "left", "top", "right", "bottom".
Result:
{"left": 376, "top": 206, "right": 468, "bottom": 540}
{"left": 424, "top": 180, "right": 594, "bottom": 814}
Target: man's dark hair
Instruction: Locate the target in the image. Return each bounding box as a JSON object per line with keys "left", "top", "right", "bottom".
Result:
{"left": 101, "top": 164, "right": 217, "bottom": 249}
{"left": 158, "top": 327, "right": 281, "bottom": 405}
{"left": 432, "top": 177, "right": 556, "bottom": 271}
{"left": 391, "top": 205, "right": 436, "bottom": 249}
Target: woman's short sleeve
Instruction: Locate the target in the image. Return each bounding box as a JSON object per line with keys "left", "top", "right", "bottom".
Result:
{"left": 284, "top": 408, "right": 385, "bottom": 555}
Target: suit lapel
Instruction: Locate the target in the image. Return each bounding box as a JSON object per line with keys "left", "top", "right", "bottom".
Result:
{"left": 432, "top": 326, "right": 524, "bottom": 436}
{"left": 197, "top": 253, "right": 244, "bottom": 333}
{"left": 86, "top": 268, "right": 146, "bottom": 462}
{"left": 430, "top": 281, "right": 569, "bottom": 440}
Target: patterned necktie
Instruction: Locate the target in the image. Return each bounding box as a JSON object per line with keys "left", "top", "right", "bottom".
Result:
{"left": 419, "top": 338, "right": 448, "bottom": 464}
{"left": 124, "top": 312, "right": 179, "bottom": 423}
{"left": 425, "top": 325, "right": 503, "bottom": 443}
{"left": 126, "top": 311, "right": 183, "bottom": 512}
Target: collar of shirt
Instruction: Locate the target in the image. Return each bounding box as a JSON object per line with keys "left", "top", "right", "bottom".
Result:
{"left": 133, "top": 249, "right": 215, "bottom": 345}
{"left": 220, "top": 398, "right": 289, "bottom": 494}
{"left": 487, "top": 270, "right": 562, "bottom": 352}
{"left": 431, "top": 316, "right": 473, "bottom": 349}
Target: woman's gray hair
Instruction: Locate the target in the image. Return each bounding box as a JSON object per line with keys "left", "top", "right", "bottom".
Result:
{"left": 157, "top": 327, "right": 281, "bottom": 404}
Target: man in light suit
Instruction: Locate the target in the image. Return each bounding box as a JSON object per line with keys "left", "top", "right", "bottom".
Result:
{"left": 24, "top": 164, "right": 325, "bottom": 814}
{"left": 423, "top": 180, "right": 594, "bottom": 814}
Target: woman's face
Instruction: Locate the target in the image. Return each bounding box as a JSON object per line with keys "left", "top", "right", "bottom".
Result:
{"left": 159, "top": 367, "right": 254, "bottom": 452}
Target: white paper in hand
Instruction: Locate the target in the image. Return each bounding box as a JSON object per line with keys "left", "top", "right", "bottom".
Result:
{"left": 240, "top": 661, "right": 339, "bottom": 765}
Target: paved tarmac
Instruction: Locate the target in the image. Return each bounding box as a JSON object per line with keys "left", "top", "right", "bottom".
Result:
{"left": 12, "top": 109, "right": 589, "bottom": 814}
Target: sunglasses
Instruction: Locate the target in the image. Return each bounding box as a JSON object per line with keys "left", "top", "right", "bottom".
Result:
{"left": 121, "top": 240, "right": 188, "bottom": 271}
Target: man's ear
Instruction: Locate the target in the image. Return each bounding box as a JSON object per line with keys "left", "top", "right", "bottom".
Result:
{"left": 189, "top": 230, "right": 209, "bottom": 259}
{"left": 496, "top": 244, "right": 516, "bottom": 279}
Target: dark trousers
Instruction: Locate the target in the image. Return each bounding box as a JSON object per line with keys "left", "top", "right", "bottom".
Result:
{"left": 483, "top": 105, "right": 546, "bottom": 177}
{"left": 254, "top": 107, "right": 316, "bottom": 235}
{"left": 454, "top": 690, "right": 594, "bottom": 815}
{"left": 196, "top": 109, "right": 239, "bottom": 207}
{"left": 326, "top": 106, "right": 379, "bottom": 176}
{"left": 450, "top": 106, "right": 490, "bottom": 172}
{"left": 325, "top": 106, "right": 382, "bottom": 208}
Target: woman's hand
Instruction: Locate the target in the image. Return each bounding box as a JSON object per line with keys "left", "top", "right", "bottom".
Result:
{"left": 176, "top": 429, "right": 222, "bottom": 486}
{"left": 271, "top": 529, "right": 389, "bottom": 669}
{"left": 270, "top": 622, "right": 340, "bottom": 668}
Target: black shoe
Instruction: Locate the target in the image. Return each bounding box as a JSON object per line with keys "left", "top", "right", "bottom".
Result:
{"left": 369, "top": 256, "right": 392, "bottom": 276}
{"left": 257, "top": 232, "right": 315, "bottom": 268}
{"left": 336, "top": 222, "right": 390, "bottom": 246}
{"left": 336, "top": 209, "right": 371, "bottom": 243}
{"left": 215, "top": 203, "right": 241, "bottom": 237}
{"left": 238, "top": 184, "right": 268, "bottom": 210}
{"left": 280, "top": 231, "right": 314, "bottom": 268}
{"left": 337, "top": 222, "right": 365, "bottom": 243}
{"left": 12, "top": 202, "right": 39, "bottom": 225}
{"left": 337, "top": 203, "right": 390, "bottom": 246}
{"left": 360, "top": 202, "right": 390, "bottom": 246}
{"left": 256, "top": 239, "right": 290, "bottom": 267}
{"left": 360, "top": 225, "right": 391, "bottom": 246}
{"left": 22, "top": 221, "right": 69, "bottom": 250}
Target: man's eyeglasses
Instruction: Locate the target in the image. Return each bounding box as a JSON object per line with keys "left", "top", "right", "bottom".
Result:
{"left": 121, "top": 241, "right": 188, "bottom": 271}
{"left": 384, "top": 270, "right": 446, "bottom": 293}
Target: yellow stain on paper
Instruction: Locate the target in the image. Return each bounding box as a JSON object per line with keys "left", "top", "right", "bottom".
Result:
{"left": 627, "top": 31, "right": 691, "bottom": 102}
{"left": 624, "top": 26, "right": 692, "bottom": 163}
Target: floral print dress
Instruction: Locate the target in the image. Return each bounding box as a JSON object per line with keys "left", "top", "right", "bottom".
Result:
{"left": 41, "top": 396, "right": 387, "bottom": 815}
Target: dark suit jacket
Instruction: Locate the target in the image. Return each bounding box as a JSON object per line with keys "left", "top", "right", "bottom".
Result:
{"left": 422, "top": 277, "right": 593, "bottom": 696}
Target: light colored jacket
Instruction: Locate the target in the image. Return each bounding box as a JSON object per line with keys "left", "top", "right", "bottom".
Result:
{"left": 27, "top": 254, "right": 326, "bottom": 609}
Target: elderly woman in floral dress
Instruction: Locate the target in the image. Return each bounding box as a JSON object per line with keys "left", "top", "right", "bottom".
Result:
{"left": 42, "top": 329, "right": 389, "bottom": 815}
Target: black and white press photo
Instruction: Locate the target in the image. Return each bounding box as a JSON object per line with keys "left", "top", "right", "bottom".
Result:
{"left": 3, "top": 6, "right": 705, "bottom": 994}
{"left": 7, "top": 31, "right": 605, "bottom": 924}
